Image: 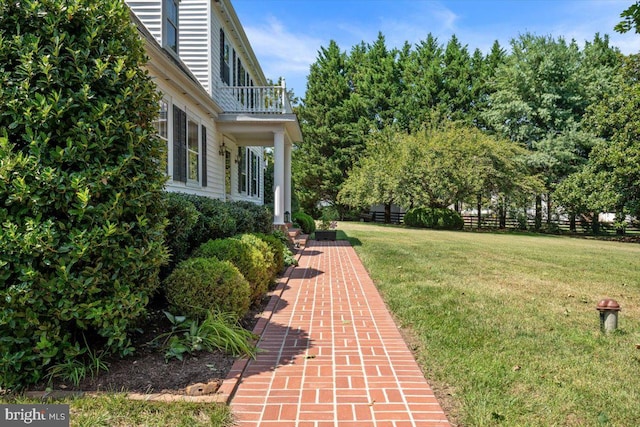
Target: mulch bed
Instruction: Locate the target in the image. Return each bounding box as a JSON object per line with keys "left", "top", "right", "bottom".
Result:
{"left": 30, "top": 296, "right": 269, "bottom": 395}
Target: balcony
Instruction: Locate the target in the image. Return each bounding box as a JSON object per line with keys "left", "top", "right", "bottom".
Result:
{"left": 217, "top": 82, "right": 293, "bottom": 114}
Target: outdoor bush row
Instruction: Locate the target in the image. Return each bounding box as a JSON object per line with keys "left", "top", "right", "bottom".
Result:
{"left": 164, "top": 233, "right": 286, "bottom": 320}
{"left": 404, "top": 207, "right": 464, "bottom": 230}
{"left": 164, "top": 192, "right": 273, "bottom": 273}
{"left": 0, "top": 0, "right": 284, "bottom": 391}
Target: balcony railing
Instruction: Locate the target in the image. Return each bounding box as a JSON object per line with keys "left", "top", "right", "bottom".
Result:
{"left": 217, "top": 81, "right": 293, "bottom": 114}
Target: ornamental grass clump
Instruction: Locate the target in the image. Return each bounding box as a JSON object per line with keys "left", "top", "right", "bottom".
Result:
{"left": 0, "top": 0, "right": 168, "bottom": 389}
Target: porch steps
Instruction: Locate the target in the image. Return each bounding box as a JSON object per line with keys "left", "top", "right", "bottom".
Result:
{"left": 286, "top": 225, "right": 308, "bottom": 249}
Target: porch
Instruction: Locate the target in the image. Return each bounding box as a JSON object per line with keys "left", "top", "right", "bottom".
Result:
{"left": 214, "top": 81, "right": 302, "bottom": 226}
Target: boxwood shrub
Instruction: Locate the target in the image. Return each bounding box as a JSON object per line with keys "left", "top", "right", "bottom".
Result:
{"left": 293, "top": 211, "right": 315, "bottom": 234}
{"left": 162, "top": 194, "right": 274, "bottom": 264}
{"left": 253, "top": 233, "right": 285, "bottom": 279}
{"left": 404, "top": 207, "right": 464, "bottom": 230}
{"left": 194, "top": 237, "right": 271, "bottom": 305}
{"left": 0, "top": 0, "right": 168, "bottom": 389}
{"left": 229, "top": 200, "right": 273, "bottom": 234}
{"left": 163, "top": 258, "right": 251, "bottom": 321}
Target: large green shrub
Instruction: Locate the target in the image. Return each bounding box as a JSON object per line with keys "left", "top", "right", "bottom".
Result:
{"left": 195, "top": 237, "right": 271, "bottom": 305}
{"left": 253, "top": 232, "right": 285, "bottom": 278}
{"left": 164, "top": 193, "right": 200, "bottom": 271}
{"left": 229, "top": 200, "right": 273, "bottom": 234}
{"left": 163, "top": 258, "right": 251, "bottom": 321}
{"left": 404, "top": 207, "right": 464, "bottom": 230}
{"left": 293, "top": 211, "right": 315, "bottom": 234}
{"left": 0, "top": 0, "right": 168, "bottom": 389}
{"left": 178, "top": 194, "right": 237, "bottom": 247}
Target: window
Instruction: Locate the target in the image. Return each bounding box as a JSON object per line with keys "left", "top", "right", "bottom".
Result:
{"left": 225, "top": 150, "right": 231, "bottom": 195}
{"left": 172, "top": 105, "right": 205, "bottom": 186}
{"left": 251, "top": 151, "right": 258, "bottom": 196}
{"left": 154, "top": 99, "right": 169, "bottom": 172}
{"left": 187, "top": 116, "right": 199, "bottom": 182}
{"left": 220, "top": 29, "right": 230, "bottom": 84}
{"left": 164, "top": 0, "right": 179, "bottom": 53}
{"left": 237, "top": 147, "right": 246, "bottom": 193}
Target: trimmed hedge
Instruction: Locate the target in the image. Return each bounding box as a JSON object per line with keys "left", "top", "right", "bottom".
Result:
{"left": 293, "top": 211, "right": 315, "bottom": 234}
{"left": 404, "top": 207, "right": 464, "bottom": 230}
{"left": 162, "top": 193, "right": 274, "bottom": 270}
{"left": 253, "top": 233, "right": 286, "bottom": 279}
{"left": 194, "top": 236, "right": 271, "bottom": 305}
{"left": 164, "top": 193, "right": 200, "bottom": 270}
{"left": 163, "top": 257, "right": 251, "bottom": 321}
{"left": 0, "top": 0, "right": 168, "bottom": 389}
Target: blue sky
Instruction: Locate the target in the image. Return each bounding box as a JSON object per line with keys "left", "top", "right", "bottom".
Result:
{"left": 231, "top": 0, "right": 639, "bottom": 98}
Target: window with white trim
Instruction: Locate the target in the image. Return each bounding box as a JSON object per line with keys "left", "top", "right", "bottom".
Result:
{"left": 164, "top": 0, "right": 179, "bottom": 53}
{"left": 154, "top": 99, "right": 169, "bottom": 172}
{"left": 187, "top": 116, "right": 200, "bottom": 182}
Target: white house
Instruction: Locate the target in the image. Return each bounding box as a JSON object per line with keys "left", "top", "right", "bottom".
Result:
{"left": 126, "top": 0, "right": 302, "bottom": 225}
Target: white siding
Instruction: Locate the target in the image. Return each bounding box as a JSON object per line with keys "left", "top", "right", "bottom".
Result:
{"left": 153, "top": 78, "right": 225, "bottom": 200}
{"left": 126, "top": 0, "right": 162, "bottom": 44}
{"left": 210, "top": 8, "right": 223, "bottom": 96}
{"left": 179, "top": 0, "right": 211, "bottom": 93}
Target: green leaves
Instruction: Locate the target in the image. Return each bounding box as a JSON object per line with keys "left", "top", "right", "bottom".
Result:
{"left": 0, "top": 0, "right": 167, "bottom": 389}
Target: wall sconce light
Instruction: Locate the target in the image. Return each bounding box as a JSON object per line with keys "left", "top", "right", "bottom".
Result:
{"left": 234, "top": 153, "right": 241, "bottom": 164}
{"left": 218, "top": 141, "right": 226, "bottom": 156}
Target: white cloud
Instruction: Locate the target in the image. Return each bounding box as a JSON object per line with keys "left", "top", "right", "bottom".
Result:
{"left": 243, "top": 16, "right": 324, "bottom": 94}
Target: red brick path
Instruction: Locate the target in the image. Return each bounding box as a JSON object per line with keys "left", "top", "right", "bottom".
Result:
{"left": 228, "top": 240, "right": 450, "bottom": 426}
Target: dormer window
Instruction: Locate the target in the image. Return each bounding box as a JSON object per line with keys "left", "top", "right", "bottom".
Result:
{"left": 164, "top": 0, "right": 179, "bottom": 53}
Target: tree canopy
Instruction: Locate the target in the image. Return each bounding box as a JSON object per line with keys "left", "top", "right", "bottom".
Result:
{"left": 295, "top": 21, "right": 636, "bottom": 230}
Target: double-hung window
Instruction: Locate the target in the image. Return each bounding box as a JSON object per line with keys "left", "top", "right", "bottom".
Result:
{"left": 187, "top": 116, "right": 199, "bottom": 182}
{"left": 172, "top": 106, "right": 206, "bottom": 187}
{"left": 164, "top": 0, "right": 179, "bottom": 53}
{"left": 154, "top": 99, "right": 169, "bottom": 172}
{"left": 220, "top": 29, "right": 230, "bottom": 84}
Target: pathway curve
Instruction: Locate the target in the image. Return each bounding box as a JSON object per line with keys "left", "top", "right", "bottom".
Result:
{"left": 228, "top": 240, "right": 450, "bottom": 427}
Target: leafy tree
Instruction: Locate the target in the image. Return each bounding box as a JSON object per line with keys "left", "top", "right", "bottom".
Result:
{"left": 339, "top": 124, "right": 535, "bottom": 220}
{"left": 580, "top": 55, "right": 640, "bottom": 218}
{"left": 615, "top": 1, "right": 640, "bottom": 34}
{"left": 337, "top": 128, "right": 404, "bottom": 221}
{"left": 0, "top": 0, "right": 167, "bottom": 388}
{"left": 482, "top": 33, "right": 617, "bottom": 228}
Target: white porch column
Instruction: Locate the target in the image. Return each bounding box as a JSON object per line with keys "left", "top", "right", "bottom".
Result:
{"left": 284, "top": 142, "right": 292, "bottom": 220}
{"left": 273, "top": 130, "right": 285, "bottom": 225}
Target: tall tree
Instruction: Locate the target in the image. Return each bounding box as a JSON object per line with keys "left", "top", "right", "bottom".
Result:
{"left": 399, "top": 34, "right": 444, "bottom": 132}
{"left": 482, "top": 33, "right": 609, "bottom": 228}
{"left": 295, "top": 40, "right": 355, "bottom": 215}
{"left": 439, "top": 35, "right": 473, "bottom": 122}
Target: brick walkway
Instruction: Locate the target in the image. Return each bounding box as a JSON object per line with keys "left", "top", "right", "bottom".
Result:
{"left": 228, "top": 240, "right": 450, "bottom": 426}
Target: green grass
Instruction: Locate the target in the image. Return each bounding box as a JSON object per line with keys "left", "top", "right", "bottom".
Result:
{"left": 2, "top": 394, "right": 233, "bottom": 427}
{"left": 341, "top": 222, "right": 640, "bottom": 427}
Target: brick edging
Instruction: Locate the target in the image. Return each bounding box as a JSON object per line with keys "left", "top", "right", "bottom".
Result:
{"left": 215, "top": 240, "right": 307, "bottom": 403}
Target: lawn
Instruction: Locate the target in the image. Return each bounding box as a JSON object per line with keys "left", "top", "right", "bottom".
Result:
{"left": 2, "top": 394, "right": 233, "bottom": 427}
{"left": 341, "top": 222, "right": 640, "bottom": 427}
